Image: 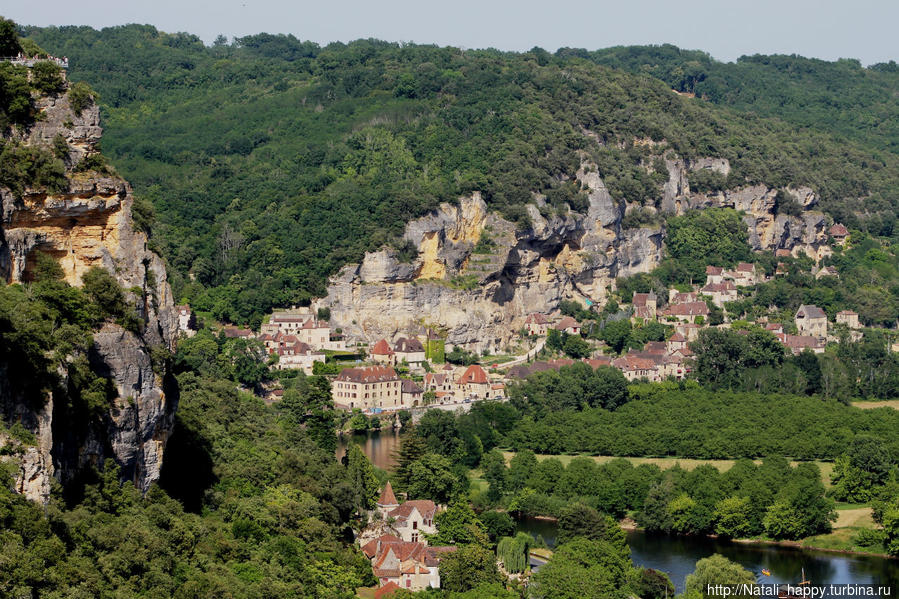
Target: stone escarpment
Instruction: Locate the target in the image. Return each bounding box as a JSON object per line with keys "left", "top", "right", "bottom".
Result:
{"left": 320, "top": 153, "right": 830, "bottom": 353}
{"left": 0, "top": 76, "right": 178, "bottom": 502}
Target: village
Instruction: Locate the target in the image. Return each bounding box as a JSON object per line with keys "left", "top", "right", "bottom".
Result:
{"left": 170, "top": 223, "right": 887, "bottom": 423}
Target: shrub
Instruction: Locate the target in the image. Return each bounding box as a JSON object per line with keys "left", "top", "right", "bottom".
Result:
{"left": 67, "top": 81, "right": 96, "bottom": 116}
{"left": 31, "top": 61, "right": 64, "bottom": 94}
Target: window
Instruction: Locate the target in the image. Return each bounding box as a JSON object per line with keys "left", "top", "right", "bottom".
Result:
{"left": 413, "top": 521, "right": 418, "bottom": 530}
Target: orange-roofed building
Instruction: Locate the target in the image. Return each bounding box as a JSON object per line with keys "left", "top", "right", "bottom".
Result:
{"left": 667, "top": 332, "right": 687, "bottom": 353}
{"left": 332, "top": 366, "right": 402, "bottom": 410}
{"left": 554, "top": 316, "right": 581, "bottom": 335}
{"left": 375, "top": 581, "right": 402, "bottom": 598}
{"left": 371, "top": 339, "right": 396, "bottom": 365}
{"left": 378, "top": 482, "right": 399, "bottom": 510}
{"left": 524, "top": 313, "right": 551, "bottom": 336}
{"left": 830, "top": 223, "right": 849, "bottom": 244}
{"left": 456, "top": 364, "right": 491, "bottom": 400}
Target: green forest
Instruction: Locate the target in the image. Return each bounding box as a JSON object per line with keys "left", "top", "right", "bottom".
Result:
{"left": 6, "top": 19, "right": 899, "bottom": 598}
{"left": 21, "top": 25, "right": 899, "bottom": 324}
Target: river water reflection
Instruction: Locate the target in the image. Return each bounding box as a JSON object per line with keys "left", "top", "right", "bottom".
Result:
{"left": 336, "top": 429, "right": 402, "bottom": 470}
{"left": 515, "top": 518, "right": 899, "bottom": 594}
{"left": 339, "top": 435, "right": 899, "bottom": 595}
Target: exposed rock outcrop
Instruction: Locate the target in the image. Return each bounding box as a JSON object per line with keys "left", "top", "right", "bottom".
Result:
{"left": 320, "top": 153, "right": 831, "bottom": 352}
{"left": 0, "top": 73, "right": 177, "bottom": 502}
{"left": 320, "top": 171, "right": 664, "bottom": 352}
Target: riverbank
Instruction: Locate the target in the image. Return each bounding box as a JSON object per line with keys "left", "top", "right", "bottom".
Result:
{"left": 512, "top": 511, "right": 892, "bottom": 560}
{"left": 613, "top": 519, "right": 895, "bottom": 560}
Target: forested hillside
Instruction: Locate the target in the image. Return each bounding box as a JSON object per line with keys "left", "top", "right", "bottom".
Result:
{"left": 581, "top": 45, "right": 899, "bottom": 155}
{"left": 23, "top": 25, "right": 899, "bottom": 324}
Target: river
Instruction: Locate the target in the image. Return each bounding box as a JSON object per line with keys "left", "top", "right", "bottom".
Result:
{"left": 340, "top": 434, "right": 899, "bottom": 593}
{"left": 515, "top": 518, "right": 899, "bottom": 594}
{"left": 336, "top": 429, "right": 402, "bottom": 470}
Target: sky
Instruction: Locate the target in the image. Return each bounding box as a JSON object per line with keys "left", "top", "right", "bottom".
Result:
{"left": 7, "top": 0, "right": 899, "bottom": 65}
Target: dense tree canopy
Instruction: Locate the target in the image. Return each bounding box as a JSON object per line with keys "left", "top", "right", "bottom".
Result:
{"left": 22, "top": 25, "right": 899, "bottom": 323}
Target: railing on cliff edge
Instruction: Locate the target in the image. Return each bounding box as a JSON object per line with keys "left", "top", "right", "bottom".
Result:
{"left": 0, "top": 56, "right": 68, "bottom": 68}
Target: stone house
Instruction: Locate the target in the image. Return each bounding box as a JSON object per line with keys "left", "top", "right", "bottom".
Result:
{"left": 387, "top": 499, "right": 438, "bottom": 543}
{"left": 423, "top": 373, "right": 455, "bottom": 403}
{"left": 401, "top": 379, "right": 424, "bottom": 407}
{"left": 780, "top": 334, "right": 825, "bottom": 355}
{"left": 660, "top": 302, "right": 709, "bottom": 324}
{"left": 259, "top": 309, "right": 315, "bottom": 336}
{"left": 667, "top": 332, "right": 687, "bottom": 353}
{"left": 726, "top": 262, "right": 758, "bottom": 286}
{"left": 836, "top": 310, "right": 860, "bottom": 329}
{"left": 830, "top": 223, "right": 849, "bottom": 245}
{"left": 370, "top": 339, "right": 396, "bottom": 365}
{"left": 364, "top": 536, "right": 454, "bottom": 592}
{"left": 705, "top": 266, "right": 725, "bottom": 285}
{"left": 270, "top": 336, "right": 325, "bottom": 373}
{"left": 612, "top": 354, "right": 661, "bottom": 382}
{"left": 631, "top": 291, "right": 657, "bottom": 321}
{"left": 554, "top": 316, "right": 581, "bottom": 335}
{"left": 700, "top": 280, "right": 737, "bottom": 308}
{"left": 669, "top": 291, "right": 698, "bottom": 305}
{"left": 524, "top": 313, "right": 551, "bottom": 336}
{"left": 699, "top": 281, "right": 738, "bottom": 308}
{"left": 394, "top": 337, "right": 427, "bottom": 368}
{"left": 332, "top": 366, "right": 402, "bottom": 410}
{"left": 455, "top": 364, "right": 491, "bottom": 400}
{"left": 795, "top": 304, "right": 827, "bottom": 340}
{"left": 296, "top": 319, "right": 339, "bottom": 349}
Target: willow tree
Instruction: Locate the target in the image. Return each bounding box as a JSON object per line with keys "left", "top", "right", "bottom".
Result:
{"left": 497, "top": 532, "right": 531, "bottom": 574}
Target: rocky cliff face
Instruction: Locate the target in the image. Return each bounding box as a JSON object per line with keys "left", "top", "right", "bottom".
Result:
{"left": 319, "top": 153, "right": 830, "bottom": 352}
{"left": 0, "top": 76, "right": 177, "bottom": 502}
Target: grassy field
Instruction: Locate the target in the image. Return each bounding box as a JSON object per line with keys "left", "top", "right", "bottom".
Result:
{"left": 852, "top": 400, "right": 899, "bottom": 410}
{"left": 501, "top": 452, "right": 835, "bottom": 485}
{"left": 802, "top": 506, "right": 882, "bottom": 555}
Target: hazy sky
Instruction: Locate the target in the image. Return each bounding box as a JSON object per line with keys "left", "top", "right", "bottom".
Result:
{"left": 8, "top": 0, "right": 899, "bottom": 64}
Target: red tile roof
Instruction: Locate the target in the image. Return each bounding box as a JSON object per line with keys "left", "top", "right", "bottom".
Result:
{"left": 783, "top": 334, "right": 823, "bottom": 350}
{"left": 662, "top": 302, "right": 709, "bottom": 316}
{"left": 555, "top": 316, "right": 579, "bottom": 330}
{"left": 375, "top": 582, "right": 401, "bottom": 598}
{"left": 583, "top": 357, "right": 612, "bottom": 368}
{"left": 389, "top": 500, "right": 437, "bottom": 521}
{"left": 644, "top": 341, "right": 667, "bottom": 354}
{"left": 378, "top": 481, "right": 398, "bottom": 506}
{"left": 830, "top": 223, "right": 849, "bottom": 237}
{"left": 457, "top": 364, "right": 489, "bottom": 385}
{"left": 701, "top": 281, "right": 736, "bottom": 293}
{"left": 706, "top": 266, "right": 723, "bottom": 275}
{"left": 223, "top": 325, "right": 253, "bottom": 338}
{"left": 371, "top": 339, "right": 395, "bottom": 355}
{"left": 336, "top": 366, "right": 399, "bottom": 383}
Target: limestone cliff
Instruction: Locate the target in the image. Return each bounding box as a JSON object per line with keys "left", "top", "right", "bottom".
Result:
{"left": 0, "top": 74, "right": 177, "bottom": 502}
{"left": 319, "top": 153, "right": 830, "bottom": 352}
